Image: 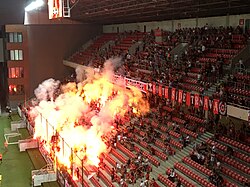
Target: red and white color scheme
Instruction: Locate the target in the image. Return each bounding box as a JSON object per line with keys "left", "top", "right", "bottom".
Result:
{"left": 48, "top": 0, "right": 63, "bottom": 19}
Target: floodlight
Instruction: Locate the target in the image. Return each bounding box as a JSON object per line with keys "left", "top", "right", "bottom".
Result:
{"left": 25, "top": 0, "right": 44, "bottom": 12}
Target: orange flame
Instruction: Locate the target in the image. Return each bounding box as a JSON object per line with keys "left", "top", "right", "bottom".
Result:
{"left": 30, "top": 63, "right": 149, "bottom": 174}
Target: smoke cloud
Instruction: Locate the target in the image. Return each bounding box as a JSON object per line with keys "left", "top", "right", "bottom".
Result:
{"left": 29, "top": 58, "right": 149, "bottom": 168}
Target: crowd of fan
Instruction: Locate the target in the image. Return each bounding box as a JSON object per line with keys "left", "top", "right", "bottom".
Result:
{"left": 95, "top": 86, "right": 249, "bottom": 187}
{"left": 72, "top": 25, "right": 249, "bottom": 107}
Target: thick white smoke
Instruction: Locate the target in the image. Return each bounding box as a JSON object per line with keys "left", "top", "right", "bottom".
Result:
{"left": 34, "top": 78, "right": 60, "bottom": 101}
{"left": 29, "top": 58, "right": 149, "bottom": 168}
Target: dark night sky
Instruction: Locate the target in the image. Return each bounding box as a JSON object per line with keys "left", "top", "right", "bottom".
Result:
{"left": 0, "top": 0, "right": 27, "bottom": 26}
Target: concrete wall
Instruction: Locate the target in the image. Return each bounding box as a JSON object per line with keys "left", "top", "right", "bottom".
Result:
{"left": 27, "top": 24, "right": 102, "bottom": 96}
{"left": 103, "top": 13, "right": 250, "bottom": 33}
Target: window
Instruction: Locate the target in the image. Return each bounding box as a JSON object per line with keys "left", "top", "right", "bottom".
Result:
{"left": 8, "top": 50, "right": 23, "bottom": 60}
{"left": 8, "top": 67, "right": 24, "bottom": 78}
{"left": 7, "top": 32, "right": 23, "bottom": 43}
{"left": 9, "top": 84, "right": 24, "bottom": 95}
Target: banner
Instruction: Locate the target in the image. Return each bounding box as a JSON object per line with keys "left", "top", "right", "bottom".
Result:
{"left": 194, "top": 94, "right": 200, "bottom": 108}
{"left": 213, "top": 99, "right": 219, "bottom": 114}
{"left": 152, "top": 83, "right": 156, "bottom": 95}
{"left": 171, "top": 88, "right": 176, "bottom": 101}
{"left": 48, "top": 0, "right": 63, "bottom": 19}
{"left": 186, "top": 92, "right": 191, "bottom": 106}
{"left": 178, "top": 90, "right": 183, "bottom": 104}
{"left": 218, "top": 102, "right": 227, "bottom": 116}
{"left": 112, "top": 75, "right": 227, "bottom": 115}
{"left": 158, "top": 85, "right": 162, "bottom": 96}
{"left": 165, "top": 86, "right": 169, "bottom": 99}
{"left": 203, "top": 96, "right": 209, "bottom": 111}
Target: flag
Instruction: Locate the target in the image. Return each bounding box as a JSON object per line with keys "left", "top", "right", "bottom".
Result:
{"left": 165, "top": 86, "right": 169, "bottom": 99}
{"left": 178, "top": 90, "right": 183, "bottom": 104}
{"left": 194, "top": 94, "right": 200, "bottom": 108}
{"left": 213, "top": 99, "right": 219, "bottom": 114}
{"left": 186, "top": 92, "right": 190, "bottom": 106}
{"left": 203, "top": 96, "right": 209, "bottom": 111}
{"left": 171, "top": 88, "right": 176, "bottom": 101}
{"left": 159, "top": 85, "right": 162, "bottom": 96}
{"left": 48, "top": 0, "right": 63, "bottom": 19}
{"left": 152, "top": 83, "right": 156, "bottom": 94}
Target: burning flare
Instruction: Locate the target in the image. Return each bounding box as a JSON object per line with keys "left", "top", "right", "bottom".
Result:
{"left": 29, "top": 59, "right": 149, "bottom": 172}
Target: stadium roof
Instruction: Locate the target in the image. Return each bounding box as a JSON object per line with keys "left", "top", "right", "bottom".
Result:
{"left": 70, "top": 0, "right": 250, "bottom": 24}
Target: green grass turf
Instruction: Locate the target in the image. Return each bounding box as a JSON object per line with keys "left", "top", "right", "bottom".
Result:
{"left": 0, "top": 114, "right": 59, "bottom": 187}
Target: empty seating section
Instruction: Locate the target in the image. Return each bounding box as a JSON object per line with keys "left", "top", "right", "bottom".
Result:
{"left": 172, "top": 117, "right": 186, "bottom": 125}
{"left": 218, "top": 136, "right": 250, "bottom": 153}
{"left": 206, "top": 139, "right": 227, "bottom": 152}
{"left": 216, "top": 153, "right": 250, "bottom": 175}
{"left": 166, "top": 168, "right": 196, "bottom": 187}
{"left": 180, "top": 128, "right": 198, "bottom": 138}
{"left": 158, "top": 174, "right": 176, "bottom": 187}
{"left": 112, "top": 33, "right": 145, "bottom": 52}
{"left": 116, "top": 143, "right": 136, "bottom": 159}
{"left": 110, "top": 148, "right": 127, "bottom": 164}
{"left": 133, "top": 145, "right": 160, "bottom": 166}
{"left": 221, "top": 166, "right": 249, "bottom": 184}
{"left": 174, "top": 163, "right": 216, "bottom": 187}
{"left": 228, "top": 87, "right": 250, "bottom": 97}
{"left": 185, "top": 114, "right": 206, "bottom": 124}
{"left": 182, "top": 157, "right": 212, "bottom": 176}
{"left": 98, "top": 170, "right": 115, "bottom": 187}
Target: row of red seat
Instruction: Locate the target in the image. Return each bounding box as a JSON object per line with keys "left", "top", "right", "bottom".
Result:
{"left": 185, "top": 114, "right": 206, "bottom": 124}
{"left": 170, "top": 139, "right": 183, "bottom": 149}
{"left": 190, "top": 67, "right": 202, "bottom": 73}
{"left": 182, "top": 157, "right": 238, "bottom": 187}
{"left": 206, "top": 138, "right": 250, "bottom": 163}
{"left": 151, "top": 120, "right": 159, "bottom": 128}
{"left": 154, "top": 147, "right": 168, "bottom": 161}
{"left": 104, "top": 152, "right": 118, "bottom": 167}
{"left": 216, "top": 153, "right": 250, "bottom": 175}
{"left": 187, "top": 72, "right": 199, "bottom": 79}
{"left": 162, "top": 106, "right": 174, "bottom": 112}
{"left": 116, "top": 143, "right": 136, "bottom": 159}
{"left": 234, "top": 74, "right": 250, "bottom": 81}
{"left": 103, "top": 163, "right": 128, "bottom": 187}
{"left": 155, "top": 139, "right": 167, "bottom": 150}
{"left": 227, "top": 87, "right": 250, "bottom": 97}
{"left": 110, "top": 148, "right": 127, "bottom": 164}
{"left": 180, "top": 128, "right": 198, "bottom": 139}
{"left": 221, "top": 166, "right": 249, "bottom": 184}
{"left": 205, "top": 53, "right": 234, "bottom": 59}
{"left": 206, "top": 139, "right": 227, "bottom": 152}
{"left": 98, "top": 170, "right": 115, "bottom": 187}
{"left": 198, "top": 57, "right": 217, "bottom": 63}
{"left": 133, "top": 145, "right": 160, "bottom": 166}
{"left": 219, "top": 136, "right": 250, "bottom": 153}
{"left": 183, "top": 78, "right": 198, "bottom": 85}
{"left": 158, "top": 174, "right": 176, "bottom": 187}
{"left": 179, "top": 83, "right": 204, "bottom": 93}
{"left": 209, "top": 48, "right": 238, "bottom": 55}
{"left": 80, "top": 166, "right": 102, "bottom": 187}
{"left": 169, "top": 130, "right": 181, "bottom": 139}
{"left": 134, "top": 133, "right": 168, "bottom": 161}
{"left": 233, "top": 151, "right": 250, "bottom": 163}
{"left": 157, "top": 130, "right": 183, "bottom": 149}
{"left": 174, "top": 163, "right": 216, "bottom": 187}
{"left": 172, "top": 117, "right": 186, "bottom": 125}
{"left": 182, "top": 157, "right": 212, "bottom": 176}
{"left": 166, "top": 168, "right": 196, "bottom": 187}
{"left": 160, "top": 125, "right": 168, "bottom": 133}
{"left": 232, "top": 35, "right": 245, "bottom": 40}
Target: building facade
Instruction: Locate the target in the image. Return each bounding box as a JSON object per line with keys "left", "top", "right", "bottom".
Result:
{"left": 5, "top": 24, "right": 30, "bottom": 107}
